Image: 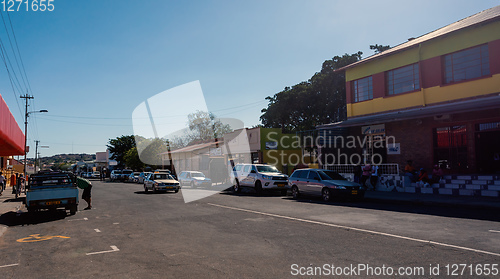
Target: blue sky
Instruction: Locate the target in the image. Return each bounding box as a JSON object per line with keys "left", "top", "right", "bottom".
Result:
{"left": 1, "top": 0, "right": 498, "bottom": 156}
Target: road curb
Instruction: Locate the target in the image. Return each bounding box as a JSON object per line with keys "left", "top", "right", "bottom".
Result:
{"left": 364, "top": 196, "right": 500, "bottom": 210}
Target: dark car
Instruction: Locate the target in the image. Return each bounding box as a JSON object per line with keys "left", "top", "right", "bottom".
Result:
{"left": 288, "top": 169, "right": 365, "bottom": 201}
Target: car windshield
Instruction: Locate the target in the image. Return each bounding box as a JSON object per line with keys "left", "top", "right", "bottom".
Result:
{"left": 123, "top": 170, "right": 133, "bottom": 174}
{"left": 256, "top": 165, "right": 279, "bottom": 173}
{"left": 114, "top": 170, "right": 122, "bottom": 174}
{"left": 318, "top": 170, "right": 346, "bottom": 181}
{"left": 153, "top": 174, "right": 173, "bottom": 180}
{"left": 191, "top": 172, "right": 205, "bottom": 178}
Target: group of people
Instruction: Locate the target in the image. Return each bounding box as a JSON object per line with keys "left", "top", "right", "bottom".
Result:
{"left": 353, "top": 164, "right": 380, "bottom": 190}
{"left": 404, "top": 160, "right": 444, "bottom": 187}
{"left": 0, "top": 172, "right": 25, "bottom": 197}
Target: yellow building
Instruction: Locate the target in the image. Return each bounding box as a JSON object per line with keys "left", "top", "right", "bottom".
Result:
{"left": 319, "top": 6, "right": 500, "bottom": 174}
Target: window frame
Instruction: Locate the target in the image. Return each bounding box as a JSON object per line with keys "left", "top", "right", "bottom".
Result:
{"left": 352, "top": 76, "right": 373, "bottom": 103}
{"left": 386, "top": 63, "right": 420, "bottom": 96}
{"left": 443, "top": 44, "right": 490, "bottom": 85}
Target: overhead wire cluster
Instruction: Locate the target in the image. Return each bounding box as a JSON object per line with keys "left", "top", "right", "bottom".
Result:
{"left": 0, "top": 11, "right": 40, "bottom": 151}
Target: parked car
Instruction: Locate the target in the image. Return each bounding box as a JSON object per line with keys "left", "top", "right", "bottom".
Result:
{"left": 154, "top": 169, "right": 176, "bottom": 179}
{"left": 230, "top": 164, "right": 289, "bottom": 195}
{"left": 288, "top": 169, "right": 365, "bottom": 201}
{"left": 121, "top": 169, "right": 134, "bottom": 182}
{"left": 127, "top": 172, "right": 141, "bottom": 183}
{"left": 110, "top": 170, "right": 122, "bottom": 182}
{"left": 137, "top": 172, "right": 151, "bottom": 184}
{"left": 178, "top": 171, "right": 212, "bottom": 188}
{"left": 91, "top": 171, "right": 100, "bottom": 178}
{"left": 144, "top": 172, "right": 180, "bottom": 193}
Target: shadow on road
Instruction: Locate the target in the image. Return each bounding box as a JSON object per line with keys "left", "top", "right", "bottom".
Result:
{"left": 0, "top": 209, "right": 69, "bottom": 227}
{"left": 133, "top": 191, "right": 178, "bottom": 195}
{"left": 283, "top": 196, "right": 500, "bottom": 222}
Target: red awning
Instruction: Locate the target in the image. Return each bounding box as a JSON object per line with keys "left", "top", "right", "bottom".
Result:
{"left": 0, "top": 94, "right": 24, "bottom": 156}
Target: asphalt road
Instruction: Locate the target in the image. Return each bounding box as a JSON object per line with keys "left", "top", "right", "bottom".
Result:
{"left": 1, "top": 180, "right": 499, "bottom": 278}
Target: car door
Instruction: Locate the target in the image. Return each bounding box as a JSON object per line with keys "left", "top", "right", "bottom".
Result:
{"left": 240, "top": 165, "right": 251, "bottom": 186}
{"left": 306, "top": 170, "right": 324, "bottom": 197}
{"left": 295, "top": 170, "right": 310, "bottom": 194}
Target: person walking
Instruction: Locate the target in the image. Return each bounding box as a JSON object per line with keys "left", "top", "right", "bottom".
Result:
{"left": 76, "top": 176, "right": 92, "bottom": 210}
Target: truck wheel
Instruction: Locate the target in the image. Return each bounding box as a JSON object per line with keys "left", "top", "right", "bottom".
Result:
{"left": 70, "top": 205, "right": 77, "bottom": 215}
{"left": 255, "top": 181, "right": 263, "bottom": 195}
{"left": 233, "top": 180, "right": 241, "bottom": 193}
{"left": 291, "top": 186, "right": 300, "bottom": 199}
{"left": 322, "top": 188, "right": 332, "bottom": 202}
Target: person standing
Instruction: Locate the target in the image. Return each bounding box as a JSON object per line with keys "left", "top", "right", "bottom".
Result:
{"left": 353, "top": 164, "right": 362, "bottom": 183}
{"left": 370, "top": 164, "right": 379, "bottom": 189}
{"left": 76, "top": 176, "right": 92, "bottom": 210}
{"left": 0, "top": 172, "right": 5, "bottom": 196}
{"left": 361, "top": 164, "right": 372, "bottom": 189}
{"left": 10, "top": 173, "right": 16, "bottom": 194}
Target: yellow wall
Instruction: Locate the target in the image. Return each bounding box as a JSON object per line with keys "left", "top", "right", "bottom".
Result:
{"left": 348, "top": 74, "right": 500, "bottom": 116}
{"left": 345, "top": 20, "right": 500, "bottom": 117}
{"left": 347, "top": 21, "right": 500, "bottom": 81}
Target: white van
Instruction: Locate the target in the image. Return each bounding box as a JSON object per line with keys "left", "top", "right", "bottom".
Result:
{"left": 230, "top": 164, "right": 289, "bottom": 195}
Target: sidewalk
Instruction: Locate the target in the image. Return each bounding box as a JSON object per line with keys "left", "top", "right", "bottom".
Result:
{"left": 0, "top": 186, "right": 24, "bottom": 214}
{"left": 364, "top": 190, "right": 500, "bottom": 209}
{"left": 0, "top": 186, "right": 24, "bottom": 237}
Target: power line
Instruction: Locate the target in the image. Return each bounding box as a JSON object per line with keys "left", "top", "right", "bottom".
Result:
{"left": 6, "top": 11, "right": 32, "bottom": 94}
{"left": 0, "top": 11, "right": 28, "bottom": 93}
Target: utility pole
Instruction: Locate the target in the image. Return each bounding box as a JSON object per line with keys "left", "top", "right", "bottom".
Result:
{"left": 34, "top": 140, "right": 40, "bottom": 172}
{"left": 20, "top": 94, "right": 33, "bottom": 178}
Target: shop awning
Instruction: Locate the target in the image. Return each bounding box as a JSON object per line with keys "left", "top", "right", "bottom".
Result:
{"left": 0, "top": 94, "right": 25, "bottom": 156}
{"left": 317, "top": 94, "right": 500, "bottom": 129}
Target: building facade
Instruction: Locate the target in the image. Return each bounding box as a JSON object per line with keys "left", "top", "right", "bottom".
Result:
{"left": 319, "top": 6, "right": 500, "bottom": 174}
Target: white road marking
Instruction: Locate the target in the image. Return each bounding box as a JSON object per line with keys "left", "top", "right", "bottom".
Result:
{"left": 86, "top": 245, "right": 119, "bottom": 256}
{"left": 68, "top": 217, "right": 88, "bottom": 222}
{"left": 113, "top": 223, "right": 119, "bottom": 225}
{"left": 489, "top": 230, "right": 500, "bottom": 233}
{"left": 94, "top": 229, "right": 101, "bottom": 233}
{"left": 0, "top": 263, "right": 19, "bottom": 268}
{"left": 208, "top": 203, "right": 500, "bottom": 257}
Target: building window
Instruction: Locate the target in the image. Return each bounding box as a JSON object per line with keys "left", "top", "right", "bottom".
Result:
{"left": 386, "top": 63, "right": 420, "bottom": 95}
{"left": 444, "top": 44, "right": 490, "bottom": 84}
{"left": 353, "top": 76, "right": 373, "bottom": 102}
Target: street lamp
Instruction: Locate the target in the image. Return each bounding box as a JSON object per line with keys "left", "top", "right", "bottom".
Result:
{"left": 24, "top": 109, "right": 48, "bottom": 177}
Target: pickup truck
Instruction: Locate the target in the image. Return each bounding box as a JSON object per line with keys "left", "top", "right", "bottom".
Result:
{"left": 26, "top": 171, "right": 79, "bottom": 215}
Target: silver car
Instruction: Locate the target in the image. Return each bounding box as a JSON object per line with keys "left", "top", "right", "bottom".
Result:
{"left": 144, "top": 173, "right": 180, "bottom": 193}
{"left": 178, "top": 171, "right": 212, "bottom": 188}
{"left": 289, "top": 169, "right": 365, "bottom": 201}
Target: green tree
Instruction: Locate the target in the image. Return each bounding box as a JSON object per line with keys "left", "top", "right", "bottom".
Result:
{"left": 124, "top": 147, "right": 145, "bottom": 170}
{"left": 107, "top": 135, "right": 136, "bottom": 168}
{"left": 136, "top": 137, "right": 168, "bottom": 167}
{"left": 187, "top": 111, "right": 233, "bottom": 142}
{"left": 370, "top": 44, "right": 390, "bottom": 53}
{"left": 260, "top": 52, "right": 362, "bottom": 132}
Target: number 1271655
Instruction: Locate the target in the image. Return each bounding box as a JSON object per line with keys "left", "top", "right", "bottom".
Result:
{"left": 2, "top": 0, "right": 55, "bottom": 12}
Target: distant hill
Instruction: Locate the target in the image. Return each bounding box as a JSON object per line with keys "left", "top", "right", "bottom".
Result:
{"left": 31, "top": 153, "right": 96, "bottom": 165}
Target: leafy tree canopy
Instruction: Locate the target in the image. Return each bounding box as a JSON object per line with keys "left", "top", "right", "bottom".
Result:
{"left": 260, "top": 52, "right": 363, "bottom": 132}
{"left": 107, "top": 135, "right": 136, "bottom": 168}
{"left": 169, "top": 111, "right": 233, "bottom": 149}
{"left": 370, "top": 44, "right": 391, "bottom": 54}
